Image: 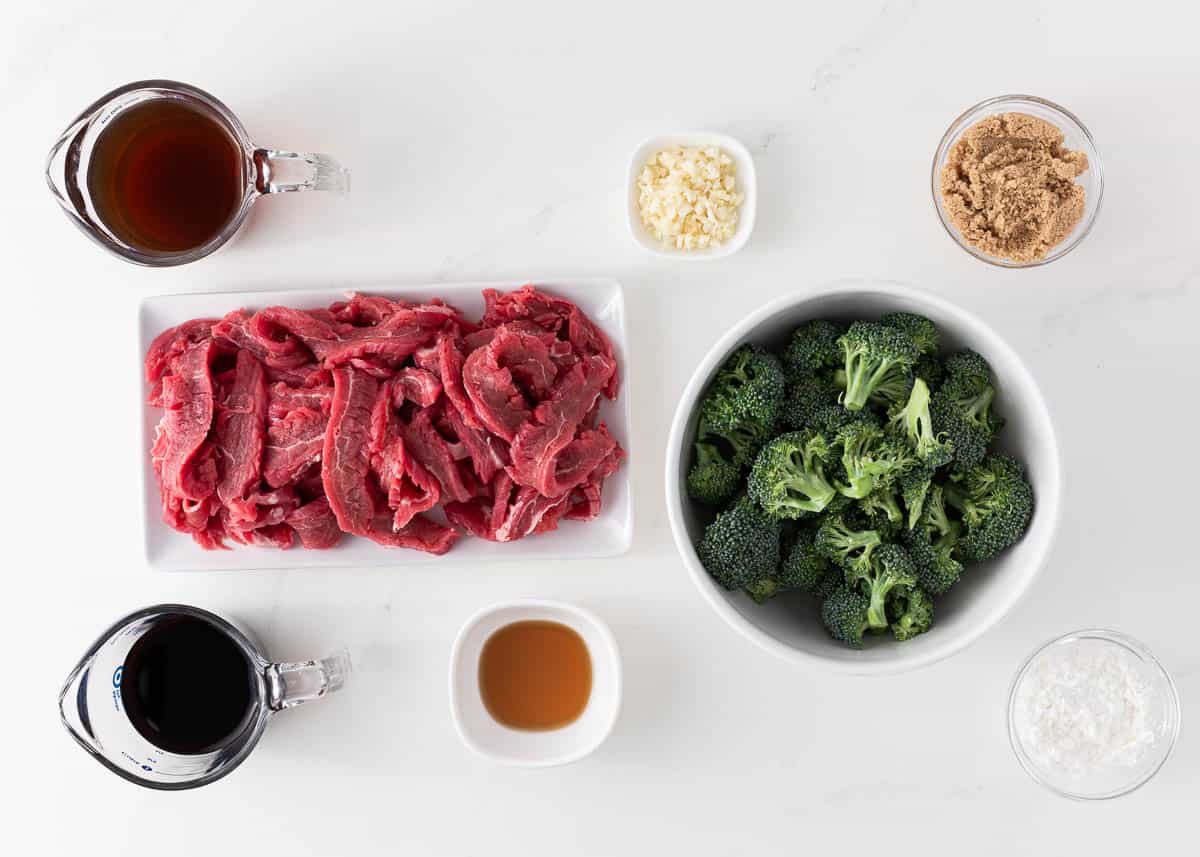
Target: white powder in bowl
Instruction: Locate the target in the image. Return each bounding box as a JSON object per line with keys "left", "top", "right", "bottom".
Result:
{"left": 1011, "top": 637, "right": 1162, "bottom": 776}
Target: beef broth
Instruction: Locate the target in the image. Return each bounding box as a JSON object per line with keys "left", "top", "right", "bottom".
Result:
{"left": 478, "top": 620, "right": 592, "bottom": 731}
{"left": 87, "top": 99, "right": 244, "bottom": 254}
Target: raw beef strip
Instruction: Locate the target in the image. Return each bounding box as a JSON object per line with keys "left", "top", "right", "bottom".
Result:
{"left": 493, "top": 487, "right": 572, "bottom": 542}
{"left": 482, "top": 285, "right": 619, "bottom": 397}
{"left": 461, "top": 342, "right": 533, "bottom": 441}
{"left": 403, "top": 408, "right": 476, "bottom": 504}
{"left": 286, "top": 498, "right": 342, "bottom": 549}
{"left": 268, "top": 383, "right": 333, "bottom": 420}
{"left": 264, "top": 407, "right": 327, "bottom": 489}
{"left": 444, "top": 473, "right": 515, "bottom": 540}
{"left": 145, "top": 317, "right": 217, "bottom": 403}
{"left": 566, "top": 435, "right": 625, "bottom": 521}
{"left": 330, "top": 293, "right": 409, "bottom": 325}
{"left": 488, "top": 325, "right": 559, "bottom": 398}
{"left": 507, "top": 354, "right": 616, "bottom": 496}
{"left": 367, "top": 383, "right": 440, "bottom": 529}
{"left": 213, "top": 350, "right": 268, "bottom": 504}
{"left": 228, "top": 523, "right": 294, "bottom": 549}
{"left": 154, "top": 340, "right": 220, "bottom": 501}
{"left": 362, "top": 512, "right": 459, "bottom": 554}
{"left": 263, "top": 363, "right": 328, "bottom": 388}
{"left": 443, "top": 402, "right": 508, "bottom": 483}
{"left": 225, "top": 487, "right": 300, "bottom": 532}
{"left": 322, "top": 366, "right": 380, "bottom": 534}
{"left": 393, "top": 367, "right": 443, "bottom": 407}
{"left": 212, "top": 309, "right": 313, "bottom": 370}
{"left": 259, "top": 302, "right": 455, "bottom": 368}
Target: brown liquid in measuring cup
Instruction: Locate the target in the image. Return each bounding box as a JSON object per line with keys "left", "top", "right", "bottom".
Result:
{"left": 479, "top": 620, "right": 592, "bottom": 731}
{"left": 86, "top": 99, "right": 244, "bottom": 254}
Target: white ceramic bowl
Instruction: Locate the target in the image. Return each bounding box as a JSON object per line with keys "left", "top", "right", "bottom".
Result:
{"left": 626, "top": 132, "right": 756, "bottom": 260}
{"left": 449, "top": 600, "right": 622, "bottom": 766}
{"left": 665, "top": 281, "right": 1062, "bottom": 675}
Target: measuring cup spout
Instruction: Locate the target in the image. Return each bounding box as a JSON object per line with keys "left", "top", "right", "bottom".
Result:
{"left": 59, "top": 654, "right": 106, "bottom": 758}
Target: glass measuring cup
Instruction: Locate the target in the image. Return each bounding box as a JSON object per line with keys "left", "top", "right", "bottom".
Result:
{"left": 59, "top": 604, "right": 349, "bottom": 790}
{"left": 45, "top": 79, "right": 349, "bottom": 266}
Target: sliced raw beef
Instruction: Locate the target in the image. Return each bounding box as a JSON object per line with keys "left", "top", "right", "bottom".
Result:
{"left": 268, "top": 383, "right": 333, "bottom": 420}
{"left": 146, "top": 286, "right": 624, "bottom": 554}
{"left": 154, "top": 340, "right": 220, "bottom": 501}
{"left": 507, "top": 354, "right": 616, "bottom": 496}
{"left": 212, "top": 308, "right": 313, "bottom": 370}
{"left": 393, "top": 367, "right": 443, "bottom": 407}
{"left": 322, "top": 366, "right": 380, "bottom": 534}
{"left": 263, "top": 407, "right": 327, "bottom": 488}
{"left": 403, "top": 408, "right": 476, "bottom": 504}
{"left": 213, "top": 350, "right": 268, "bottom": 504}
{"left": 287, "top": 498, "right": 342, "bottom": 549}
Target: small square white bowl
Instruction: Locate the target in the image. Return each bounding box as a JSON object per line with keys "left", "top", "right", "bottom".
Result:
{"left": 449, "top": 600, "right": 622, "bottom": 767}
{"left": 626, "top": 132, "right": 757, "bottom": 260}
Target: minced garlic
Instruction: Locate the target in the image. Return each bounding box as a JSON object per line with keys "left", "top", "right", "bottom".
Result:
{"left": 636, "top": 145, "right": 743, "bottom": 251}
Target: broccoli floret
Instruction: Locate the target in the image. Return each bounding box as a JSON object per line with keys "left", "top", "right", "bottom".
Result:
{"left": 697, "top": 496, "right": 782, "bottom": 590}
{"left": 888, "top": 587, "right": 934, "bottom": 641}
{"left": 858, "top": 487, "right": 904, "bottom": 539}
{"left": 814, "top": 510, "right": 883, "bottom": 578}
{"left": 837, "top": 321, "right": 920, "bottom": 411}
{"left": 881, "top": 312, "right": 939, "bottom": 356}
{"left": 701, "top": 344, "right": 786, "bottom": 431}
{"left": 846, "top": 543, "right": 918, "bottom": 630}
{"left": 821, "top": 585, "right": 871, "bottom": 647}
{"left": 888, "top": 378, "right": 953, "bottom": 463}
{"left": 944, "top": 455, "right": 1034, "bottom": 563}
{"left": 914, "top": 354, "right": 946, "bottom": 389}
{"left": 718, "top": 418, "right": 776, "bottom": 468}
{"left": 903, "top": 484, "right": 964, "bottom": 595}
{"left": 744, "top": 526, "right": 831, "bottom": 603}
{"left": 930, "top": 350, "right": 1003, "bottom": 468}
{"left": 748, "top": 430, "right": 838, "bottom": 519}
{"left": 778, "top": 526, "right": 830, "bottom": 591}
{"left": 686, "top": 440, "right": 742, "bottom": 506}
{"left": 783, "top": 319, "right": 845, "bottom": 380}
{"left": 833, "top": 422, "right": 918, "bottom": 499}
{"left": 898, "top": 458, "right": 952, "bottom": 530}
{"left": 780, "top": 374, "right": 841, "bottom": 430}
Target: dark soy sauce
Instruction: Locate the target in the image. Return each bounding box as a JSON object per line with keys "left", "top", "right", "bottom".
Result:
{"left": 86, "top": 99, "right": 244, "bottom": 254}
{"left": 120, "top": 615, "right": 256, "bottom": 755}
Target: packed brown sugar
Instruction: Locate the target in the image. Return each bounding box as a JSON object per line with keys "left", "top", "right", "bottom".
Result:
{"left": 940, "top": 112, "right": 1089, "bottom": 263}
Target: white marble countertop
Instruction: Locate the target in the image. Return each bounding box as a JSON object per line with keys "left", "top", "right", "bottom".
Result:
{"left": 6, "top": 0, "right": 1198, "bottom": 853}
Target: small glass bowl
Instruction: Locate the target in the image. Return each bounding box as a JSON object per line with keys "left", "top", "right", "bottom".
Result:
{"left": 931, "top": 94, "right": 1104, "bottom": 268}
{"left": 1007, "top": 629, "right": 1181, "bottom": 800}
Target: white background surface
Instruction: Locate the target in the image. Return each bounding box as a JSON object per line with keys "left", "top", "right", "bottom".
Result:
{"left": 3, "top": 1, "right": 1197, "bottom": 853}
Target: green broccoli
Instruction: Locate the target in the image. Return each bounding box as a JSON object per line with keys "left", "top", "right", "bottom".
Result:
{"left": 888, "top": 378, "right": 953, "bottom": 462}
{"left": 821, "top": 585, "right": 871, "bottom": 647}
{"left": 858, "top": 487, "right": 904, "bottom": 539}
{"left": 700, "top": 344, "right": 786, "bottom": 431}
{"left": 930, "top": 350, "right": 1003, "bottom": 468}
{"left": 780, "top": 374, "right": 841, "bottom": 430}
{"left": 833, "top": 421, "right": 918, "bottom": 499}
{"left": 686, "top": 440, "right": 742, "bottom": 506}
{"left": 748, "top": 430, "right": 838, "bottom": 519}
{"left": 881, "top": 312, "right": 939, "bottom": 356}
{"left": 846, "top": 543, "right": 918, "bottom": 630}
{"left": 783, "top": 319, "right": 845, "bottom": 380}
{"left": 744, "top": 526, "right": 830, "bottom": 603}
{"left": 814, "top": 510, "right": 883, "bottom": 577}
{"left": 899, "top": 461, "right": 940, "bottom": 529}
{"left": 888, "top": 587, "right": 934, "bottom": 641}
{"left": 944, "top": 455, "right": 1034, "bottom": 563}
{"left": 778, "top": 526, "right": 830, "bottom": 591}
{"left": 697, "top": 496, "right": 782, "bottom": 590}
{"left": 903, "top": 483, "right": 964, "bottom": 595}
{"left": 914, "top": 353, "right": 946, "bottom": 389}
{"left": 837, "top": 321, "right": 920, "bottom": 411}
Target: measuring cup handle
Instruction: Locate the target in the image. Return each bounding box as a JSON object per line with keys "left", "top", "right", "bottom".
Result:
{"left": 265, "top": 648, "right": 352, "bottom": 711}
{"left": 254, "top": 149, "right": 350, "bottom": 195}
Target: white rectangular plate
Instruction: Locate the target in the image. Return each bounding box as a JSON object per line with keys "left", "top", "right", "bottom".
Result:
{"left": 139, "top": 279, "right": 632, "bottom": 571}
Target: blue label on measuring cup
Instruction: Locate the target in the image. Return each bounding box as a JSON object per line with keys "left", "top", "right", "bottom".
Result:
{"left": 112, "top": 666, "right": 123, "bottom": 687}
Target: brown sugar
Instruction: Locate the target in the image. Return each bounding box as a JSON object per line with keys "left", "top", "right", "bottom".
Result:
{"left": 940, "top": 112, "right": 1089, "bottom": 263}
